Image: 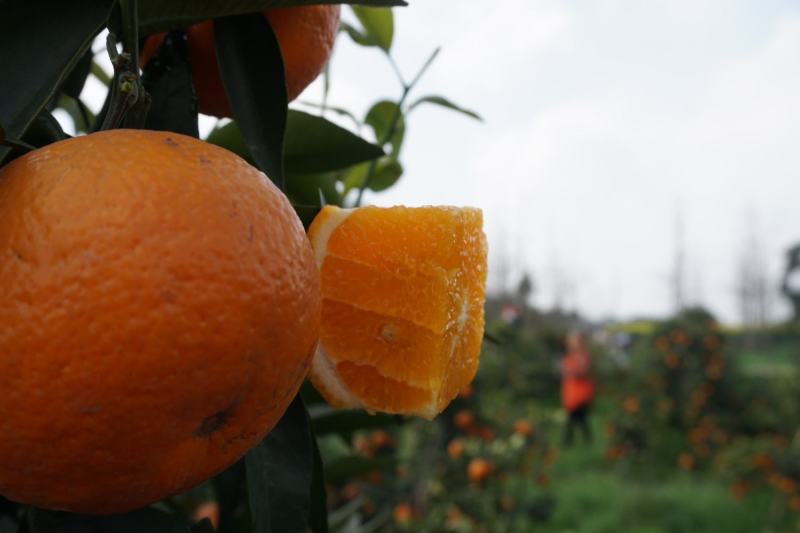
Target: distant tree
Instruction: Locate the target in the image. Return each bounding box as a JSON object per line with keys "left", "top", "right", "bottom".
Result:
{"left": 516, "top": 272, "right": 534, "bottom": 307}
{"left": 735, "top": 214, "right": 773, "bottom": 327}
{"left": 781, "top": 243, "right": 800, "bottom": 322}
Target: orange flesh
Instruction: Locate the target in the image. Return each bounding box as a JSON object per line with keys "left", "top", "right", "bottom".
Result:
{"left": 308, "top": 206, "right": 487, "bottom": 418}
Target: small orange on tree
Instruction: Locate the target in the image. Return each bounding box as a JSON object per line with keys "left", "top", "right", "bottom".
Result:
{"left": 140, "top": 5, "right": 341, "bottom": 117}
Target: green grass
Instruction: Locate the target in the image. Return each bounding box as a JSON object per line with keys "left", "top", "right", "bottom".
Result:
{"left": 734, "top": 343, "right": 799, "bottom": 380}
{"left": 545, "top": 470, "right": 775, "bottom": 533}
{"left": 538, "top": 405, "right": 782, "bottom": 533}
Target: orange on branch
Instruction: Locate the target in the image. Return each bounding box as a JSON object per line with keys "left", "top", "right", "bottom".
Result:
{"left": 467, "top": 458, "right": 493, "bottom": 482}
{"left": 0, "top": 130, "right": 320, "bottom": 513}
{"left": 141, "top": 5, "right": 341, "bottom": 117}
{"left": 307, "top": 205, "right": 488, "bottom": 419}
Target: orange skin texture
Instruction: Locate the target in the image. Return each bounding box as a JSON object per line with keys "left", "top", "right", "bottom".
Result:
{"left": 0, "top": 130, "right": 320, "bottom": 513}
{"left": 141, "top": 6, "right": 341, "bottom": 117}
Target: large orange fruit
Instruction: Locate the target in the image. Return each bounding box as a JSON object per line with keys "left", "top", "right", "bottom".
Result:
{"left": 0, "top": 129, "right": 320, "bottom": 513}
{"left": 307, "top": 205, "right": 487, "bottom": 420}
{"left": 141, "top": 6, "right": 341, "bottom": 117}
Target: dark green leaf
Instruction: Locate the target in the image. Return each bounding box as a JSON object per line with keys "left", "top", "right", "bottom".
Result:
{"left": 365, "top": 100, "right": 405, "bottom": 155}
{"left": 298, "top": 101, "right": 361, "bottom": 129}
{"left": 205, "top": 123, "right": 252, "bottom": 163}
{"left": 0, "top": 516, "right": 15, "bottom": 533}
{"left": 285, "top": 110, "right": 384, "bottom": 174}
{"left": 351, "top": 7, "right": 394, "bottom": 52}
{"left": 27, "top": 507, "right": 191, "bottom": 533}
{"left": 141, "top": 31, "right": 200, "bottom": 137}
{"left": 215, "top": 14, "right": 286, "bottom": 189}
{"left": 139, "top": 0, "right": 407, "bottom": 35}
{"left": 408, "top": 95, "right": 483, "bottom": 121}
{"left": 21, "top": 112, "right": 69, "bottom": 148}
{"left": 340, "top": 22, "right": 373, "bottom": 48}
{"left": 365, "top": 158, "right": 403, "bottom": 191}
{"left": 310, "top": 405, "right": 398, "bottom": 440}
{"left": 207, "top": 113, "right": 383, "bottom": 175}
{"left": 0, "top": 0, "right": 112, "bottom": 150}
{"left": 308, "top": 436, "right": 329, "bottom": 533}
{"left": 300, "top": 380, "right": 327, "bottom": 406}
{"left": 60, "top": 49, "right": 94, "bottom": 101}
{"left": 324, "top": 455, "right": 395, "bottom": 484}
{"left": 212, "top": 460, "right": 247, "bottom": 533}
{"left": 57, "top": 95, "right": 95, "bottom": 133}
{"left": 286, "top": 173, "right": 342, "bottom": 209}
{"left": 190, "top": 519, "right": 216, "bottom": 533}
{"left": 245, "top": 395, "right": 314, "bottom": 533}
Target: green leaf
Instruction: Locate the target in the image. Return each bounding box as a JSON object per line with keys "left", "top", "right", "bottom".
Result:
{"left": 212, "top": 460, "right": 247, "bottom": 533}
{"left": 215, "top": 13, "right": 287, "bottom": 189}
{"left": 205, "top": 122, "right": 253, "bottom": 164}
{"left": 60, "top": 49, "right": 95, "bottom": 101}
{"left": 141, "top": 31, "right": 200, "bottom": 137}
{"left": 138, "top": 0, "right": 407, "bottom": 35}
{"left": 0, "top": 0, "right": 113, "bottom": 163}
{"left": 365, "top": 100, "right": 405, "bottom": 155}
{"left": 324, "top": 455, "right": 395, "bottom": 484}
{"left": 21, "top": 113, "right": 69, "bottom": 148}
{"left": 0, "top": 516, "right": 16, "bottom": 533}
{"left": 27, "top": 507, "right": 192, "bottom": 533}
{"left": 309, "top": 405, "right": 398, "bottom": 440}
{"left": 341, "top": 157, "right": 402, "bottom": 193}
{"left": 340, "top": 22, "right": 373, "bottom": 48}
{"left": 408, "top": 95, "right": 483, "bottom": 121}
{"left": 286, "top": 173, "right": 342, "bottom": 210}
{"left": 207, "top": 113, "right": 384, "bottom": 175}
{"left": 297, "top": 101, "right": 361, "bottom": 130}
{"left": 245, "top": 395, "right": 314, "bottom": 533}
{"left": 57, "top": 95, "right": 95, "bottom": 133}
{"left": 285, "top": 110, "right": 384, "bottom": 174}
{"left": 366, "top": 158, "right": 403, "bottom": 191}
{"left": 351, "top": 7, "right": 394, "bottom": 52}
{"left": 308, "top": 436, "right": 329, "bottom": 533}
{"left": 190, "top": 519, "right": 216, "bottom": 533}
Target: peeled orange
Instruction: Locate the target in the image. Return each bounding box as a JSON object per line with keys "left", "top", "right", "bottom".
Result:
{"left": 307, "top": 205, "right": 487, "bottom": 419}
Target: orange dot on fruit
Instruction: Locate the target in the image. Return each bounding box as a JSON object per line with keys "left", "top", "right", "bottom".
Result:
{"left": 0, "top": 130, "right": 320, "bottom": 513}
{"left": 306, "top": 205, "right": 488, "bottom": 419}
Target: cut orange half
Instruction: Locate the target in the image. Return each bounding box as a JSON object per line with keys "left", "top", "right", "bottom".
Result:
{"left": 307, "top": 205, "right": 487, "bottom": 419}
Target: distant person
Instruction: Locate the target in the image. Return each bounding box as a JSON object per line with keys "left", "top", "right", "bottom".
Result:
{"left": 561, "top": 331, "right": 595, "bottom": 446}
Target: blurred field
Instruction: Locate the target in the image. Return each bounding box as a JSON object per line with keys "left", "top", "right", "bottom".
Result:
{"left": 320, "top": 307, "right": 800, "bottom": 532}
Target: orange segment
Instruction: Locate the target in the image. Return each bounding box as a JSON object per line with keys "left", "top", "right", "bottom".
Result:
{"left": 321, "top": 299, "right": 445, "bottom": 389}
{"left": 336, "top": 362, "right": 435, "bottom": 416}
{"left": 307, "top": 205, "right": 487, "bottom": 419}
{"left": 321, "top": 254, "right": 452, "bottom": 333}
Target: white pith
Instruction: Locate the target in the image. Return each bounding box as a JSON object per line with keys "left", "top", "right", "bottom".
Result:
{"left": 309, "top": 207, "right": 366, "bottom": 410}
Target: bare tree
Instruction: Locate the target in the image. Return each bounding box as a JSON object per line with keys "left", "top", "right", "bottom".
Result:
{"left": 669, "top": 206, "right": 687, "bottom": 313}
{"left": 782, "top": 243, "right": 800, "bottom": 321}
{"left": 735, "top": 212, "right": 773, "bottom": 327}
{"left": 489, "top": 230, "right": 512, "bottom": 298}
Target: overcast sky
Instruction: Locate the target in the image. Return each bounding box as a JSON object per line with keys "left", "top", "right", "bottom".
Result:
{"left": 308, "top": 0, "right": 800, "bottom": 324}
{"left": 75, "top": 1, "right": 800, "bottom": 324}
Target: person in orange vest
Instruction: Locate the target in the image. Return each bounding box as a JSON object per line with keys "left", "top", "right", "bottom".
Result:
{"left": 561, "top": 331, "right": 595, "bottom": 446}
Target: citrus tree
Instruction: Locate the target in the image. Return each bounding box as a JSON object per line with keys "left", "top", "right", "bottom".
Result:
{"left": 0, "top": 1, "right": 484, "bottom": 532}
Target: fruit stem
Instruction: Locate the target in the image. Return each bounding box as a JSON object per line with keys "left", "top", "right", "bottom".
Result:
{"left": 355, "top": 47, "right": 440, "bottom": 206}
{"left": 100, "top": 0, "right": 151, "bottom": 130}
